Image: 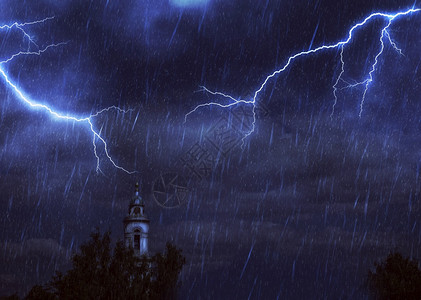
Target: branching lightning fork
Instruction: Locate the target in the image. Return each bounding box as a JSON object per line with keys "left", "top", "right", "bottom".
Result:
{"left": 186, "top": 8, "right": 421, "bottom": 141}
{"left": 0, "top": 17, "right": 136, "bottom": 174}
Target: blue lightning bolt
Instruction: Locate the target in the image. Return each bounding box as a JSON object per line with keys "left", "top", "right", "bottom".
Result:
{"left": 186, "top": 8, "right": 420, "bottom": 142}
{"left": 0, "top": 17, "right": 136, "bottom": 174}
{"left": 0, "top": 16, "right": 55, "bottom": 49}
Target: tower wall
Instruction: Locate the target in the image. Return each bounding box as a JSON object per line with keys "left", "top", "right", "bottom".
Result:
{"left": 124, "top": 222, "right": 149, "bottom": 255}
{"left": 123, "top": 183, "right": 150, "bottom": 257}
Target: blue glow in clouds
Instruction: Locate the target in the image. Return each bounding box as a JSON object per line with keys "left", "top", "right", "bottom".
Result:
{"left": 0, "top": 17, "right": 136, "bottom": 175}
{"left": 170, "top": 0, "right": 210, "bottom": 8}
{"left": 186, "top": 8, "right": 421, "bottom": 144}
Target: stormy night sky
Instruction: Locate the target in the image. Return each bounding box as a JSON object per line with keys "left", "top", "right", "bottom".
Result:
{"left": 1, "top": 0, "right": 421, "bottom": 298}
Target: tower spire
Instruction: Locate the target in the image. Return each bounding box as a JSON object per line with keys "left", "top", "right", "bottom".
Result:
{"left": 123, "top": 182, "right": 150, "bottom": 256}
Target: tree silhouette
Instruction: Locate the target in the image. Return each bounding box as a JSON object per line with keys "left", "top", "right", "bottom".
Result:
{"left": 151, "top": 242, "right": 187, "bottom": 299}
{"left": 0, "top": 294, "right": 20, "bottom": 300}
{"left": 367, "top": 251, "right": 421, "bottom": 300}
{"left": 25, "top": 229, "right": 185, "bottom": 300}
{"left": 24, "top": 286, "right": 55, "bottom": 300}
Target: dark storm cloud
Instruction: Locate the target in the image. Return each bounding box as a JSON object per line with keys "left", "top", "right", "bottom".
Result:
{"left": 0, "top": 237, "right": 71, "bottom": 294}
{"left": 1, "top": 238, "right": 67, "bottom": 259}
{"left": 1, "top": 0, "right": 421, "bottom": 298}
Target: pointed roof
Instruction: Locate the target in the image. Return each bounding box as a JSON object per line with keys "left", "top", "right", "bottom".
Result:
{"left": 131, "top": 182, "right": 145, "bottom": 206}
{"left": 124, "top": 182, "right": 150, "bottom": 224}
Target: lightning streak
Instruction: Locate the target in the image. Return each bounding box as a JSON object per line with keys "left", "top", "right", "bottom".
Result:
{"left": 359, "top": 21, "right": 392, "bottom": 117}
{"left": 184, "top": 86, "right": 253, "bottom": 122}
{"left": 0, "top": 16, "right": 55, "bottom": 48}
{"left": 186, "top": 8, "right": 420, "bottom": 141}
{"left": 0, "top": 17, "right": 136, "bottom": 174}
{"left": 385, "top": 31, "right": 404, "bottom": 56}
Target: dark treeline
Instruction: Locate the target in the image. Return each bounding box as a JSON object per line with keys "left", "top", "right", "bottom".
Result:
{"left": 2, "top": 229, "right": 185, "bottom": 300}
{"left": 367, "top": 251, "right": 421, "bottom": 300}
{"left": 2, "top": 232, "right": 421, "bottom": 299}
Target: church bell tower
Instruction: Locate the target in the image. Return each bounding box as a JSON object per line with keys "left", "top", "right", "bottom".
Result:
{"left": 124, "top": 183, "right": 150, "bottom": 256}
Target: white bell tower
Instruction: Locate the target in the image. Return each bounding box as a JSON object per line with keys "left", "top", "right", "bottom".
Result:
{"left": 124, "top": 183, "right": 150, "bottom": 256}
